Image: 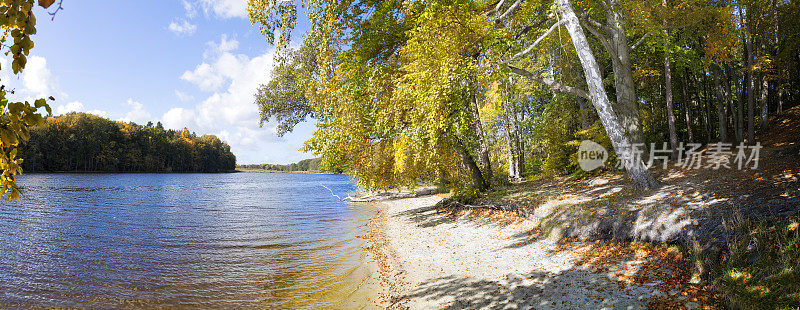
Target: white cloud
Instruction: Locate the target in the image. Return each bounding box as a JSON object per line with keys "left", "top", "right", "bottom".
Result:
{"left": 21, "top": 56, "right": 55, "bottom": 98}
{"left": 181, "top": 62, "right": 225, "bottom": 92}
{"left": 55, "top": 101, "right": 84, "bottom": 114}
{"left": 0, "top": 55, "right": 114, "bottom": 118}
{"left": 53, "top": 101, "right": 109, "bottom": 117}
{"left": 199, "top": 0, "right": 248, "bottom": 19}
{"left": 168, "top": 19, "right": 197, "bottom": 36}
{"left": 162, "top": 107, "right": 196, "bottom": 130}
{"left": 119, "top": 98, "right": 152, "bottom": 124}
{"left": 180, "top": 35, "right": 247, "bottom": 93}
{"left": 183, "top": 0, "right": 198, "bottom": 18}
{"left": 87, "top": 109, "right": 109, "bottom": 118}
{"left": 203, "top": 34, "right": 239, "bottom": 58}
{"left": 171, "top": 34, "right": 299, "bottom": 164}
{"left": 175, "top": 90, "right": 194, "bottom": 102}
{"left": 1, "top": 55, "right": 67, "bottom": 102}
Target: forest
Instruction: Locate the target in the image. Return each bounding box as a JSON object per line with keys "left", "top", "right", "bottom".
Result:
{"left": 248, "top": 0, "right": 799, "bottom": 193}
{"left": 237, "top": 158, "right": 337, "bottom": 173}
{"left": 18, "top": 113, "right": 236, "bottom": 173}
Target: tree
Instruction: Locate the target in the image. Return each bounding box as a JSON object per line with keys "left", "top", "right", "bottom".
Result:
{"left": 663, "top": 0, "right": 679, "bottom": 157}
{"left": 0, "top": 1, "right": 54, "bottom": 200}
{"left": 20, "top": 113, "right": 236, "bottom": 173}
{"left": 247, "top": 0, "right": 800, "bottom": 193}
{"left": 553, "top": 0, "right": 659, "bottom": 189}
{"left": 249, "top": 0, "right": 494, "bottom": 191}
{"left": 502, "top": 0, "right": 660, "bottom": 189}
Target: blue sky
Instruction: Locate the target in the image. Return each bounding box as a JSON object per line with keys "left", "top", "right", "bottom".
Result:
{"left": 3, "top": 0, "right": 314, "bottom": 165}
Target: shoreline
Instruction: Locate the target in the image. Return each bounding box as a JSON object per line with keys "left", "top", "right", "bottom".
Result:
{"left": 22, "top": 170, "right": 237, "bottom": 174}
{"left": 364, "top": 205, "right": 406, "bottom": 309}
{"left": 234, "top": 169, "right": 341, "bottom": 175}
{"left": 366, "top": 195, "right": 715, "bottom": 309}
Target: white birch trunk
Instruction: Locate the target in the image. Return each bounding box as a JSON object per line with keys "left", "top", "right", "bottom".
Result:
{"left": 556, "top": 0, "right": 658, "bottom": 190}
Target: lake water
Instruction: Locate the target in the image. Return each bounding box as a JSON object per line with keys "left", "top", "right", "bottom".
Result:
{"left": 0, "top": 173, "right": 379, "bottom": 309}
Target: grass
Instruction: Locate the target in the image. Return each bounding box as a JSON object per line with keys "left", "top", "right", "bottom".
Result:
{"left": 715, "top": 217, "right": 800, "bottom": 309}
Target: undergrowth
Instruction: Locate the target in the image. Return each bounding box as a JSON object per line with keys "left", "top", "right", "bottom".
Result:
{"left": 715, "top": 217, "right": 800, "bottom": 309}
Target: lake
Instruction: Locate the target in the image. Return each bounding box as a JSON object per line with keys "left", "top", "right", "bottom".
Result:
{"left": 0, "top": 173, "right": 379, "bottom": 309}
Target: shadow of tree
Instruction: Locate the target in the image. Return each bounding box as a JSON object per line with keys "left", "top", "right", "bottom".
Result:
{"left": 398, "top": 269, "right": 658, "bottom": 309}
{"left": 383, "top": 196, "right": 723, "bottom": 308}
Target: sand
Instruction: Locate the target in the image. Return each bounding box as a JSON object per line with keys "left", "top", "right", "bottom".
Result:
{"left": 368, "top": 196, "right": 684, "bottom": 310}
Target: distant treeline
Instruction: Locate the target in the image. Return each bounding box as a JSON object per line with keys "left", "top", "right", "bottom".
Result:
{"left": 19, "top": 113, "right": 236, "bottom": 173}
{"left": 237, "top": 158, "right": 342, "bottom": 173}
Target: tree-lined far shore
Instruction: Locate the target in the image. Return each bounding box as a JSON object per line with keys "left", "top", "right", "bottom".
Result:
{"left": 237, "top": 158, "right": 343, "bottom": 173}
{"left": 19, "top": 113, "right": 236, "bottom": 173}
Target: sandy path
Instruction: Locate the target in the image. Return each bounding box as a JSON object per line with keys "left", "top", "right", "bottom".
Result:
{"left": 372, "top": 196, "right": 677, "bottom": 310}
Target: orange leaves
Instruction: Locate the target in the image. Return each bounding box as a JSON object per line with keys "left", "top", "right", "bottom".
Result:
{"left": 37, "top": 0, "right": 55, "bottom": 9}
{"left": 569, "top": 240, "right": 721, "bottom": 309}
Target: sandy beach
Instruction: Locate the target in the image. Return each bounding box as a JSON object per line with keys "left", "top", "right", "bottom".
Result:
{"left": 367, "top": 196, "right": 709, "bottom": 310}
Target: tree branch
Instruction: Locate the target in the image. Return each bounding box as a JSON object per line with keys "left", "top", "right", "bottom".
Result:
{"left": 487, "top": 0, "right": 506, "bottom": 16}
{"left": 508, "top": 65, "right": 591, "bottom": 100}
{"left": 631, "top": 32, "right": 651, "bottom": 50}
{"left": 46, "top": 0, "right": 64, "bottom": 21}
{"left": 514, "top": 18, "right": 549, "bottom": 39}
{"left": 495, "top": 0, "right": 523, "bottom": 24}
{"left": 506, "top": 20, "right": 565, "bottom": 63}
{"left": 577, "top": 11, "right": 610, "bottom": 33}
{"left": 579, "top": 19, "right": 624, "bottom": 71}
{"left": 580, "top": 19, "right": 613, "bottom": 54}
{"left": 596, "top": 0, "right": 611, "bottom": 14}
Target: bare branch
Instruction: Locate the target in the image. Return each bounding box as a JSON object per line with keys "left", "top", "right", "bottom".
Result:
{"left": 508, "top": 65, "right": 591, "bottom": 100}
{"left": 487, "top": 0, "right": 506, "bottom": 16}
{"left": 47, "top": 0, "right": 64, "bottom": 21}
{"left": 506, "top": 20, "right": 565, "bottom": 63}
{"left": 513, "top": 18, "right": 549, "bottom": 39}
{"left": 580, "top": 19, "right": 611, "bottom": 50}
{"left": 579, "top": 18, "right": 622, "bottom": 68}
{"left": 631, "top": 32, "right": 651, "bottom": 50}
{"left": 495, "top": 0, "right": 523, "bottom": 24}
{"left": 577, "top": 11, "right": 610, "bottom": 33}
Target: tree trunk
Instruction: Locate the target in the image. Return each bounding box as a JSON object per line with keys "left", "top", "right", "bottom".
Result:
{"left": 723, "top": 66, "right": 734, "bottom": 140}
{"left": 713, "top": 68, "right": 728, "bottom": 142}
{"left": 512, "top": 104, "right": 525, "bottom": 179}
{"left": 682, "top": 71, "right": 694, "bottom": 143}
{"left": 761, "top": 72, "right": 769, "bottom": 131}
{"left": 735, "top": 68, "right": 744, "bottom": 143}
{"left": 452, "top": 134, "right": 489, "bottom": 191}
{"left": 774, "top": 0, "right": 782, "bottom": 115}
{"left": 604, "top": 1, "right": 646, "bottom": 148}
{"left": 743, "top": 4, "right": 755, "bottom": 144}
{"left": 578, "top": 97, "right": 590, "bottom": 132}
{"left": 469, "top": 88, "right": 493, "bottom": 182}
{"left": 557, "top": 0, "right": 659, "bottom": 190}
{"left": 702, "top": 73, "right": 712, "bottom": 143}
{"left": 663, "top": 21, "right": 679, "bottom": 158}
{"left": 501, "top": 91, "right": 520, "bottom": 181}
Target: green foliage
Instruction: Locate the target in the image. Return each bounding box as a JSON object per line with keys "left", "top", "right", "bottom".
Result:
{"left": 249, "top": 0, "right": 494, "bottom": 191}
{"left": 0, "top": 0, "right": 52, "bottom": 201}
{"left": 248, "top": 0, "right": 800, "bottom": 194}
{"left": 717, "top": 217, "right": 800, "bottom": 309}
{"left": 18, "top": 113, "right": 236, "bottom": 173}
{"left": 255, "top": 45, "right": 316, "bottom": 136}
{"left": 534, "top": 95, "right": 579, "bottom": 176}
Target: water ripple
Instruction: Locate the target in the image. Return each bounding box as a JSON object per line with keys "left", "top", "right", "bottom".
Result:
{"left": 0, "top": 173, "right": 376, "bottom": 309}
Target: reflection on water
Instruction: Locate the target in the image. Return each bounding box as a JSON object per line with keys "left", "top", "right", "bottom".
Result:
{"left": 0, "top": 173, "right": 379, "bottom": 309}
